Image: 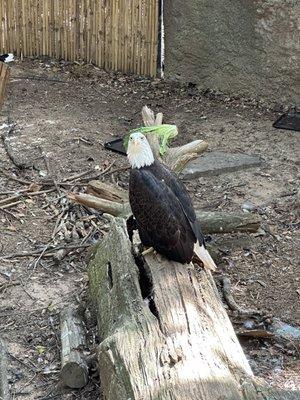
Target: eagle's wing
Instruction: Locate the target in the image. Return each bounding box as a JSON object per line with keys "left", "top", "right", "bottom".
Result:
{"left": 158, "top": 162, "right": 204, "bottom": 244}
{"left": 129, "top": 168, "right": 195, "bottom": 264}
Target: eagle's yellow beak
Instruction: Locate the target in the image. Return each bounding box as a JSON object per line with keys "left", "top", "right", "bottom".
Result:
{"left": 132, "top": 139, "right": 140, "bottom": 147}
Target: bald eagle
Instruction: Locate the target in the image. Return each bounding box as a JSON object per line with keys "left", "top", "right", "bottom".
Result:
{"left": 127, "top": 132, "right": 216, "bottom": 270}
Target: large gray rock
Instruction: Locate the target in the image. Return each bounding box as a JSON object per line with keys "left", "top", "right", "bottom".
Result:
{"left": 164, "top": 0, "right": 300, "bottom": 105}
{"left": 181, "top": 152, "right": 262, "bottom": 180}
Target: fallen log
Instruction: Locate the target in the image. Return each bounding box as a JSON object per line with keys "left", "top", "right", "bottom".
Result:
{"left": 69, "top": 189, "right": 261, "bottom": 234}
{"left": 88, "top": 218, "right": 299, "bottom": 400}
{"left": 195, "top": 210, "right": 261, "bottom": 234}
{"left": 0, "top": 339, "right": 9, "bottom": 400}
{"left": 60, "top": 305, "right": 89, "bottom": 389}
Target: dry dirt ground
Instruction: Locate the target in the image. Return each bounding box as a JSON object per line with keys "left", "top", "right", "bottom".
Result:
{"left": 0, "top": 59, "right": 299, "bottom": 399}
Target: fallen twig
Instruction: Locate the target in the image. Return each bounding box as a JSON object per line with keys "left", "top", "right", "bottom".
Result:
{"left": 0, "top": 200, "right": 23, "bottom": 209}
{"left": 222, "top": 277, "right": 262, "bottom": 316}
{"left": 1, "top": 125, "right": 28, "bottom": 169}
{"left": 1, "top": 243, "right": 91, "bottom": 260}
{"left": 51, "top": 207, "right": 68, "bottom": 239}
{"left": 0, "top": 194, "right": 23, "bottom": 206}
{"left": 32, "top": 244, "right": 51, "bottom": 270}
{"left": 0, "top": 281, "right": 21, "bottom": 293}
{"left": 79, "top": 160, "right": 117, "bottom": 182}
{"left": 1, "top": 171, "right": 32, "bottom": 185}
{"left": 101, "top": 164, "right": 129, "bottom": 176}
{"left": 62, "top": 170, "right": 94, "bottom": 182}
{"left": 68, "top": 192, "right": 130, "bottom": 217}
{"left": 40, "top": 148, "right": 61, "bottom": 195}
{"left": 12, "top": 76, "right": 69, "bottom": 84}
{"left": 0, "top": 188, "right": 29, "bottom": 196}
{"left": 0, "top": 207, "right": 22, "bottom": 221}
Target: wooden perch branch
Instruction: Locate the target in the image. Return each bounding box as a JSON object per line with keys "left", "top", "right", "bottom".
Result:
{"left": 141, "top": 105, "right": 208, "bottom": 168}
{"left": 165, "top": 140, "right": 208, "bottom": 172}
{"left": 60, "top": 305, "right": 89, "bottom": 389}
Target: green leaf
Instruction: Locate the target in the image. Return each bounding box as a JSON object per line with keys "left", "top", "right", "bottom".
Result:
{"left": 123, "top": 125, "right": 178, "bottom": 155}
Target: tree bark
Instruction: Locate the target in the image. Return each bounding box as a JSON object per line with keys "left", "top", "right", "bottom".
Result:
{"left": 195, "top": 210, "right": 261, "bottom": 234}
{"left": 88, "top": 218, "right": 299, "bottom": 400}
{"left": 60, "top": 305, "right": 89, "bottom": 389}
{"left": 0, "top": 339, "right": 9, "bottom": 400}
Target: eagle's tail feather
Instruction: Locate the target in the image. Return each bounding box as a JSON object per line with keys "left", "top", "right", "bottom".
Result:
{"left": 194, "top": 242, "right": 217, "bottom": 271}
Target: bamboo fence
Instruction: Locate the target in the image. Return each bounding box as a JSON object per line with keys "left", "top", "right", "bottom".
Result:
{"left": 0, "top": 0, "right": 159, "bottom": 76}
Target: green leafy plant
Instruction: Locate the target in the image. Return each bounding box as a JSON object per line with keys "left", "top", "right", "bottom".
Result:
{"left": 123, "top": 125, "right": 178, "bottom": 155}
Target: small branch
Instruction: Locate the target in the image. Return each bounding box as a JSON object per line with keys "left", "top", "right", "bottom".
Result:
{"left": 142, "top": 105, "right": 160, "bottom": 126}
{"left": 166, "top": 140, "right": 209, "bottom": 172}
{"left": 62, "top": 170, "right": 94, "bottom": 182}
{"left": 0, "top": 207, "right": 21, "bottom": 221}
{"left": 1, "top": 171, "right": 32, "bottom": 185}
{"left": 40, "top": 148, "right": 61, "bottom": 195}
{"left": 170, "top": 152, "right": 198, "bottom": 173}
{"left": 1, "top": 125, "right": 28, "bottom": 169}
{"left": 1, "top": 243, "right": 90, "bottom": 260}
{"left": 222, "top": 277, "right": 262, "bottom": 316}
{"left": 0, "top": 200, "right": 23, "bottom": 209}
{"left": 141, "top": 105, "right": 162, "bottom": 160}
{"left": 68, "top": 192, "right": 131, "bottom": 217}
{"left": 0, "top": 194, "right": 22, "bottom": 206}
{"left": 87, "top": 181, "right": 128, "bottom": 203}
{"left": 12, "top": 75, "right": 68, "bottom": 84}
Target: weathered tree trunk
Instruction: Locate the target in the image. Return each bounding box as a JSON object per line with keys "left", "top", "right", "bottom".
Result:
{"left": 89, "top": 218, "right": 299, "bottom": 400}
{"left": 60, "top": 305, "right": 89, "bottom": 389}
{"left": 0, "top": 339, "right": 9, "bottom": 400}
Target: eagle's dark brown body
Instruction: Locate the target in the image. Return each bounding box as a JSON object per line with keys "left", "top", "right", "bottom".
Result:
{"left": 129, "top": 160, "right": 205, "bottom": 264}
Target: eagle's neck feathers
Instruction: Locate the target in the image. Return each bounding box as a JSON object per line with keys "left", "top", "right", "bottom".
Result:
{"left": 127, "top": 145, "right": 155, "bottom": 169}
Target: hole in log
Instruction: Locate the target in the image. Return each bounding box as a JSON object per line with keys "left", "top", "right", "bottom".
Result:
{"left": 126, "top": 215, "right": 137, "bottom": 242}
{"left": 107, "top": 262, "right": 113, "bottom": 289}
{"left": 134, "top": 252, "right": 161, "bottom": 323}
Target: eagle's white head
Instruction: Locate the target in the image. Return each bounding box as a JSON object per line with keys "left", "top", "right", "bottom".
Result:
{"left": 127, "top": 132, "right": 154, "bottom": 169}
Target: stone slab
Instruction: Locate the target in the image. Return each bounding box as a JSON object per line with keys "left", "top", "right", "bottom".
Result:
{"left": 181, "top": 152, "right": 262, "bottom": 180}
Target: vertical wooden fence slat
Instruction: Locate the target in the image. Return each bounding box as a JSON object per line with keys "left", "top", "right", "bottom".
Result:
{"left": 0, "top": 0, "right": 3, "bottom": 52}
{"left": 100, "top": 0, "right": 105, "bottom": 68}
{"left": 0, "top": 0, "right": 158, "bottom": 77}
